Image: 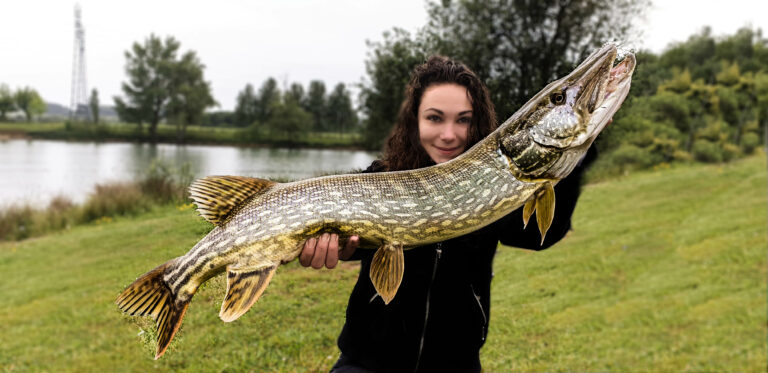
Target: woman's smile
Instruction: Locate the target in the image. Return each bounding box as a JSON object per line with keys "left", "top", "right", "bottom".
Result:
{"left": 418, "top": 83, "right": 472, "bottom": 164}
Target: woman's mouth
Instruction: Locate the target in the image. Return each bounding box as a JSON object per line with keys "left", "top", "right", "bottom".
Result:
{"left": 435, "top": 145, "right": 460, "bottom": 155}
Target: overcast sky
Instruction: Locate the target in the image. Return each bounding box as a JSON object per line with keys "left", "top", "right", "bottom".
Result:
{"left": 1, "top": 0, "right": 766, "bottom": 111}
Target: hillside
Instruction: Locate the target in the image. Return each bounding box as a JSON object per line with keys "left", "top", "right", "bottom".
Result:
{"left": 0, "top": 154, "right": 765, "bottom": 372}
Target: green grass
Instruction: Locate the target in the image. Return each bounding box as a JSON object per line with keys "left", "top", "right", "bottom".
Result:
{"left": 0, "top": 122, "right": 363, "bottom": 149}
{"left": 0, "top": 155, "right": 765, "bottom": 372}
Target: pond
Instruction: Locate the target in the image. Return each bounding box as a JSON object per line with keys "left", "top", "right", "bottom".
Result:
{"left": 0, "top": 139, "right": 378, "bottom": 207}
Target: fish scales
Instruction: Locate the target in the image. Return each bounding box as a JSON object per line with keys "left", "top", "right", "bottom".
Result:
{"left": 117, "top": 43, "right": 636, "bottom": 359}
{"left": 167, "top": 142, "right": 533, "bottom": 300}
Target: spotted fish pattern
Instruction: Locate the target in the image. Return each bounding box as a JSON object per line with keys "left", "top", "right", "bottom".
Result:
{"left": 116, "top": 43, "right": 635, "bottom": 359}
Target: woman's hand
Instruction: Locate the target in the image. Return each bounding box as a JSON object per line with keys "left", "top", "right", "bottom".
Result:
{"left": 299, "top": 233, "right": 359, "bottom": 269}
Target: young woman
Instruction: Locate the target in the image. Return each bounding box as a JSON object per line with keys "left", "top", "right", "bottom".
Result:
{"left": 300, "top": 56, "right": 595, "bottom": 373}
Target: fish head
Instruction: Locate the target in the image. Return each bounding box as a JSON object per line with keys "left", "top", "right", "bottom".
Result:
{"left": 497, "top": 43, "right": 635, "bottom": 181}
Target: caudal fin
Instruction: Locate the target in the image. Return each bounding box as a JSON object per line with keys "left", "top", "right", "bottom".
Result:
{"left": 116, "top": 262, "right": 191, "bottom": 359}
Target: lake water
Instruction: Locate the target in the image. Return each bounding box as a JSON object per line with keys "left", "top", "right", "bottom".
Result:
{"left": 0, "top": 139, "right": 378, "bottom": 207}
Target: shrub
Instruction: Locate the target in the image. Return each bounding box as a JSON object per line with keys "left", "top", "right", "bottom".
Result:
{"left": 139, "top": 159, "right": 194, "bottom": 203}
{"left": 741, "top": 132, "right": 760, "bottom": 154}
{"left": 610, "top": 144, "right": 656, "bottom": 168}
{"left": 80, "top": 182, "right": 148, "bottom": 222}
{"left": 0, "top": 205, "right": 34, "bottom": 240}
{"left": 692, "top": 140, "right": 723, "bottom": 163}
{"left": 721, "top": 142, "right": 742, "bottom": 162}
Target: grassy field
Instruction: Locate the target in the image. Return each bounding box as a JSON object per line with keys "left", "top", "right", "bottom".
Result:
{"left": 0, "top": 122, "right": 363, "bottom": 149}
{"left": 0, "top": 154, "right": 765, "bottom": 372}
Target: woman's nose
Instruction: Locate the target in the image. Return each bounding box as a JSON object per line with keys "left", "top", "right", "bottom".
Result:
{"left": 439, "top": 123, "right": 457, "bottom": 141}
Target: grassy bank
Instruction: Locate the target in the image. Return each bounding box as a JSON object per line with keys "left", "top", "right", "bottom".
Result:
{"left": 0, "top": 154, "right": 765, "bottom": 372}
{"left": 0, "top": 122, "right": 364, "bottom": 149}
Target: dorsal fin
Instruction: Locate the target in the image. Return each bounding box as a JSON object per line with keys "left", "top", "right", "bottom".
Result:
{"left": 188, "top": 175, "right": 276, "bottom": 226}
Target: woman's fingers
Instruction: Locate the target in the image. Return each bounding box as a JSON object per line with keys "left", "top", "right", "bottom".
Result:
{"left": 299, "top": 237, "right": 317, "bottom": 267}
{"left": 311, "top": 233, "right": 330, "bottom": 269}
{"left": 339, "top": 236, "right": 359, "bottom": 260}
{"left": 325, "top": 234, "right": 340, "bottom": 269}
{"left": 300, "top": 234, "right": 356, "bottom": 269}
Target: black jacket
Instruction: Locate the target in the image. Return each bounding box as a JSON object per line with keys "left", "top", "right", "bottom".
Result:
{"left": 336, "top": 147, "right": 595, "bottom": 373}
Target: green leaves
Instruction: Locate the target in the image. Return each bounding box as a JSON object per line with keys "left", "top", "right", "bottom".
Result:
{"left": 13, "top": 87, "right": 46, "bottom": 122}
{"left": 114, "top": 34, "right": 215, "bottom": 141}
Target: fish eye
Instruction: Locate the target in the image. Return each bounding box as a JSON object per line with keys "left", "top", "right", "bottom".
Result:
{"left": 550, "top": 92, "right": 565, "bottom": 105}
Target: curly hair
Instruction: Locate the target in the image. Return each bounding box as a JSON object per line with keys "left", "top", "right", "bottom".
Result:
{"left": 381, "top": 55, "right": 497, "bottom": 171}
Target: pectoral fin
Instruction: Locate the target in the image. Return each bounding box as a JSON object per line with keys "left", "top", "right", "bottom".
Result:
{"left": 369, "top": 243, "right": 404, "bottom": 305}
{"left": 219, "top": 264, "right": 277, "bottom": 322}
{"left": 535, "top": 182, "right": 555, "bottom": 245}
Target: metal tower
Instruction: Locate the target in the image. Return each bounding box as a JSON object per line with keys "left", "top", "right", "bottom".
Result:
{"left": 69, "top": 4, "right": 89, "bottom": 121}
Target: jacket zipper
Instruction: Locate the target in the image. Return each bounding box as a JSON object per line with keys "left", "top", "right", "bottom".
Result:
{"left": 414, "top": 243, "right": 442, "bottom": 373}
{"left": 470, "top": 284, "right": 488, "bottom": 342}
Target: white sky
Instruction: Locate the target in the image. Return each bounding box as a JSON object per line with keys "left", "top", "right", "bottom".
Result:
{"left": 1, "top": 0, "right": 765, "bottom": 111}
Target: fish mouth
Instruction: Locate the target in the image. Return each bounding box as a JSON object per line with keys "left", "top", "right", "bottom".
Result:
{"left": 571, "top": 44, "right": 636, "bottom": 146}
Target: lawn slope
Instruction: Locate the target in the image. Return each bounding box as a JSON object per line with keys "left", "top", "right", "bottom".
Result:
{"left": 0, "top": 155, "right": 765, "bottom": 372}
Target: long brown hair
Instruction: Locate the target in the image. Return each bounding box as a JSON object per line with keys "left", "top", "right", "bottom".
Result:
{"left": 382, "top": 56, "right": 497, "bottom": 171}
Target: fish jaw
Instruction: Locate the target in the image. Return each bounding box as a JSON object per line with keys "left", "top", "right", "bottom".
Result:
{"left": 496, "top": 43, "right": 635, "bottom": 181}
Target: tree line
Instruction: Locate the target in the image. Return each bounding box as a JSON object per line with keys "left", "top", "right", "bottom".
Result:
{"left": 230, "top": 78, "right": 358, "bottom": 135}
{"left": 12, "top": 0, "right": 766, "bottom": 169}
{"left": 595, "top": 27, "right": 767, "bottom": 174}
{"left": 111, "top": 34, "right": 358, "bottom": 144}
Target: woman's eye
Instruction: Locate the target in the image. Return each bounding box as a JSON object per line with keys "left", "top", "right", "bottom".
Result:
{"left": 458, "top": 116, "right": 471, "bottom": 124}
{"left": 427, "top": 115, "right": 441, "bottom": 122}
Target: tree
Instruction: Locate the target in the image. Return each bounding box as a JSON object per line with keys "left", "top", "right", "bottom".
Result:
{"left": 114, "top": 34, "right": 215, "bottom": 141}
{"left": 255, "top": 78, "right": 280, "bottom": 123}
{"left": 306, "top": 80, "right": 327, "bottom": 131}
{"left": 326, "top": 83, "right": 358, "bottom": 134}
{"left": 234, "top": 83, "right": 258, "bottom": 126}
{"left": 0, "top": 84, "right": 15, "bottom": 121}
{"left": 89, "top": 88, "right": 100, "bottom": 124}
{"left": 421, "top": 0, "right": 649, "bottom": 119}
{"left": 285, "top": 82, "right": 306, "bottom": 106}
{"left": 266, "top": 99, "right": 311, "bottom": 142}
{"left": 167, "top": 51, "right": 217, "bottom": 141}
{"left": 14, "top": 87, "right": 46, "bottom": 122}
{"left": 360, "top": 28, "right": 427, "bottom": 149}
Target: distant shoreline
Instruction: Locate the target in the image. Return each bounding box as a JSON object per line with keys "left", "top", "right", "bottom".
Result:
{"left": 0, "top": 122, "right": 372, "bottom": 151}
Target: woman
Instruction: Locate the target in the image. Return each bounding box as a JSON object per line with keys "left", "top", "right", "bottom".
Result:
{"left": 300, "top": 56, "right": 594, "bottom": 372}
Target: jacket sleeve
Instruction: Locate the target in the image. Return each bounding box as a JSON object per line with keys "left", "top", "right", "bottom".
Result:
{"left": 498, "top": 145, "right": 597, "bottom": 251}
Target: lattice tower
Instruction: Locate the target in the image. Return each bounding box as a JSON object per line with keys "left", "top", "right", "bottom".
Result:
{"left": 69, "top": 4, "right": 89, "bottom": 120}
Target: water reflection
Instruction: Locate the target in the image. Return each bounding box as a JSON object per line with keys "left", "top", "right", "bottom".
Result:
{"left": 0, "top": 139, "right": 378, "bottom": 207}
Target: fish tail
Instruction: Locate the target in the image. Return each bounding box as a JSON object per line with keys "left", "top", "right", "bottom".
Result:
{"left": 116, "top": 261, "right": 191, "bottom": 360}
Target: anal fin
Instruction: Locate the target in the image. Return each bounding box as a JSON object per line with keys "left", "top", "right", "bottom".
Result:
{"left": 370, "top": 243, "right": 404, "bottom": 305}
{"left": 219, "top": 264, "right": 277, "bottom": 322}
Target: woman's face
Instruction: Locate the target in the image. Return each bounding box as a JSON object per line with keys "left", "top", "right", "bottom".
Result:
{"left": 417, "top": 83, "right": 472, "bottom": 164}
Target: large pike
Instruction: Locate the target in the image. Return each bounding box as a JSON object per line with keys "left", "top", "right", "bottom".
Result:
{"left": 117, "top": 43, "right": 635, "bottom": 358}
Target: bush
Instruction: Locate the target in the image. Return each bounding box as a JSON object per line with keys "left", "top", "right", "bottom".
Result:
{"left": 80, "top": 183, "right": 149, "bottom": 222}
{"left": 741, "top": 132, "right": 760, "bottom": 154}
{"left": 0, "top": 205, "right": 35, "bottom": 240}
{"left": 692, "top": 140, "right": 723, "bottom": 162}
{"left": 1, "top": 159, "right": 196, "bottom": 242}
{"left": 610, "top": 144, "right": 656, "bottom": 168}
{"left": 721, "top": 142, "right": 742, "bottom": 162}
{"left": 140, "top": 160, "right": 193, "bottom": 202}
